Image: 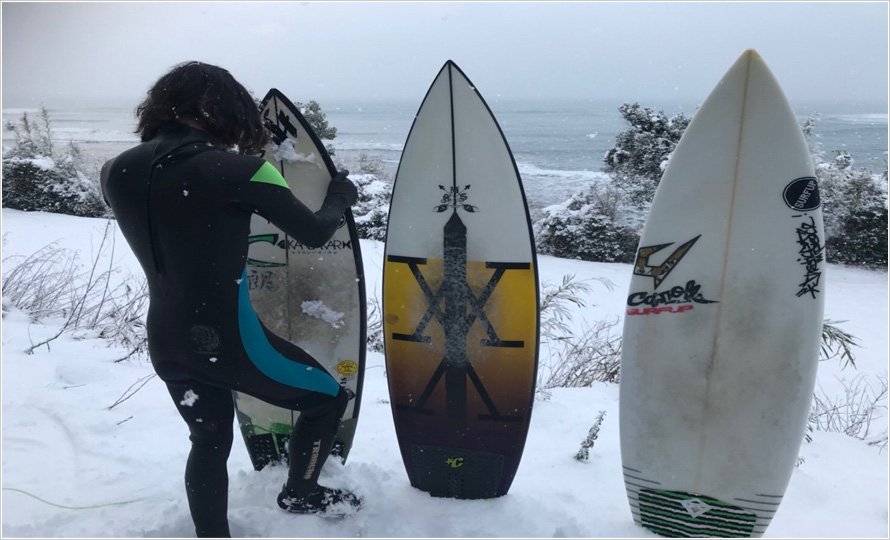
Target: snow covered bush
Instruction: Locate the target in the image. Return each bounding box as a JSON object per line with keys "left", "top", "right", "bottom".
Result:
{"left": 815, "top": 151, "right": 888, "bottom": 268}
{"left": 537, "top": 274, "right": 622, "bottom": 391}
{"left": 603, "top": 102, "right": 691, "bottom": 207}
{"left": 2, "top": 108, "right": 107, "bottom": 218}
{"left": 1, "top": 221, "right": 148, "bottom": 359}
{"left": 365, "top": 292, "right": 384, "bottom": 353}
{"left": 574, "top": 411, "right": 607, "bottom": 462}
{"left": 347, "top": 154, "right": 392, "bottom": 242}
{"left": 534, "top": 183, "right": 640, "bottom": 263}
{"left": 534, "top": 102, "right": 689, "bottom": 263}
{"left": 811, "top": 374, "right": 888, "bottom": 450}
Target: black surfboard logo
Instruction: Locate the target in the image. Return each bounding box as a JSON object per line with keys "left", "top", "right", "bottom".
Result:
{"left": 783, "top": 177, "right": 821, "bottom": 211}
{"left": 264, "top": 110, "right": 299, "bottom": 146}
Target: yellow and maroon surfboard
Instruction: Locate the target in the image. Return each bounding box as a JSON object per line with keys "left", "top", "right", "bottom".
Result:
{"left": 383, "top": 61, "right": 539, "bottom": 499}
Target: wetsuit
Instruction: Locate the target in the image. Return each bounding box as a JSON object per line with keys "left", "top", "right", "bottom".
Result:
{"left": 100, "top": 125, "right": 355, "bottom": 537}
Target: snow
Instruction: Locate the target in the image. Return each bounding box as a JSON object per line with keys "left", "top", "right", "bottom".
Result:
{"left": 351, "top": 174, "right": 391, "bottom": 200}
{"left": 300, "top": 300, "right": 345, "bottom": 329}
{"left": 272, "top": 138, "right": 316, "bottom": 164}
{"left": 8, "top": 156, "right": 56, "bottom": 170}
{"left": 179, "top": 390, "right": 199, "bottom": 408}
{"left": 1, "top": 208, "right": 887, "bottom": 538}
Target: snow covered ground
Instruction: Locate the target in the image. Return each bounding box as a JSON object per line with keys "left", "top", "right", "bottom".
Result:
{"left": 1, "top": 208, "right": 887, "bottom": 538}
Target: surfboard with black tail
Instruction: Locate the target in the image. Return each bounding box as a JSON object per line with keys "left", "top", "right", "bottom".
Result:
{"left": 383, "top": 61, "right": 540, "bottom": 499}
{"left": 233, "top": 88, "right": 366, "bottom": 470}
{"left": 619, "top": 50, "right": 825, "bottom": 538}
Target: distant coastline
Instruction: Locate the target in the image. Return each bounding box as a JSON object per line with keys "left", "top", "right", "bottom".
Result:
{"left": 3, "top": 100, "right": 886, "bottom": 210}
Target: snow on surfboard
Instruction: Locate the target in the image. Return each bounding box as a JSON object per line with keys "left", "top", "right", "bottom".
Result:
{"left": 234, "top": 89, "right": 366, "bottom": 470}
{"left": 382, "top": 61, "right": 540, "bottom": 499}
{"left": 619, "top": 50, "right": 825, "bottom": 538}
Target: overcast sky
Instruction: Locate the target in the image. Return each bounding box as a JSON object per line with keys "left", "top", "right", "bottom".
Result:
{"left": 2, "top": 2, "right": 888, "bottom": 110}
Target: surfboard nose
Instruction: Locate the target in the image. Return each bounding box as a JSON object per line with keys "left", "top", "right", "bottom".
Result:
{"left": 742, "top": 48, "right": 762, "bottom": 61}
{"left": 721, "top": 48, "right": 777, "bottom": 89}
{"left": 694, "top": 49, "right": 798, "bottom": 146}
{"left": 725, "top": 49, "right": 786, "bottom": 101}
{"left": 721, "top": 49, "right": 756, "bottom": 86}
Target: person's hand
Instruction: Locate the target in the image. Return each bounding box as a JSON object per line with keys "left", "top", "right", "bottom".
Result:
{"left": 327, "top": 169, "right": 358, "bottom": 207}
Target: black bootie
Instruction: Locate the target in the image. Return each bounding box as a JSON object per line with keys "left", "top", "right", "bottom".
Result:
{"left": 277, "top": 390, "right": 357, "bottom": 516}
{"left": 277, "top": 484, "right": 362, "bottom": 517}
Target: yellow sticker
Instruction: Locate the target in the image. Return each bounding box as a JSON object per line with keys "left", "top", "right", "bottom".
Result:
{"left": 337, "top": 360, "right": 358, "bottom": 376}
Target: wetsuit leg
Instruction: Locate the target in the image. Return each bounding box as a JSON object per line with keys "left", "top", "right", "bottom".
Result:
{"left": 285, "top": 389, "right": 349, "bottom": 495}
{"left": 165, "top": 380, "right": 234, "bottom": 539}
{"left": 253, "top": 325, "right": 351, "bottom": 495}
{"left": 160, "top": 316, "right": 353, "bottom": 524}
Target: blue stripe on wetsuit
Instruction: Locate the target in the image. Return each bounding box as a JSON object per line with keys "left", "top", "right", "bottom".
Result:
{"left": 237, "top": 268, "right": 340, "bottom": 396}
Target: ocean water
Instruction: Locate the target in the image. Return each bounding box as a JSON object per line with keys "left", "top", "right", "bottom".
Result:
{"left": 3, "top": 100, "right": 887, "bottom": 211}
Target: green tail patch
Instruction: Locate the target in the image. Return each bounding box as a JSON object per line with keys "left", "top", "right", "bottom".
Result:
{"left": 638, "top": 489, "right": 757, "bottom": 538}
{"left": 239, "top": 422, "right": 292, "bottom": 471}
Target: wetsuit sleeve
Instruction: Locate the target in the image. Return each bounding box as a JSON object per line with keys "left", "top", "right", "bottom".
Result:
{"left": 234, "top": 161, "right": 351, "bottom": 249}
{"left": 99, "top": 159, "right": 112, "bottom": 206}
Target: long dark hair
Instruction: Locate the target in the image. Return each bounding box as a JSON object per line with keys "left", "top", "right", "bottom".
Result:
{"left": 135, "top": 61, "right": 269, "bottom": 155}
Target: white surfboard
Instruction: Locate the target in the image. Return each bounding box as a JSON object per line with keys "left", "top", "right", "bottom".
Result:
{"left": 619, "top": 49, "right": 825, "bottom": 538}
{"left": 234, "top": 89, "right": 366, "bottom": 469}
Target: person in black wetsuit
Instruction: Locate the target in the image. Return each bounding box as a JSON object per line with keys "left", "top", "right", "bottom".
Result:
{"left": 100, "top": 61, "right": 361, "bottom": 537}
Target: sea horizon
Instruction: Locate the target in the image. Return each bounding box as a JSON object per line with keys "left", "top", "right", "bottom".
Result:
{"left": 3, "top": 98, "right": 887, "bottom": 210}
